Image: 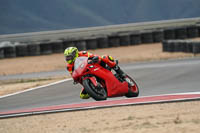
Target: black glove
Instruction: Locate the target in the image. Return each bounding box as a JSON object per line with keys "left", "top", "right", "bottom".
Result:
{"left": 89, "top": 56, "right": 99, "bottom": 64}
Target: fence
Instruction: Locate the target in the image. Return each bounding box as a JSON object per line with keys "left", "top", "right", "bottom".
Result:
{"left": 162, "top": 40, "right": 200, "bottom": 54}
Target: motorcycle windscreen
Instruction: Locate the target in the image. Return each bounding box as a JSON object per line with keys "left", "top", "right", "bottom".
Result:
{"left": 72, "top": 57, "right": 88, "bottom": 79}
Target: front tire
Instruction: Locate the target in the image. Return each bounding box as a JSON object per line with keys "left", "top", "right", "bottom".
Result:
{"left": 82, "top": 78, "right": 107, "bottom": 101}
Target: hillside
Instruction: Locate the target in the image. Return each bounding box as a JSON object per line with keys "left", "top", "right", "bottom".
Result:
{"left": 0, "top": 0, "right": 200, "bottom": 34}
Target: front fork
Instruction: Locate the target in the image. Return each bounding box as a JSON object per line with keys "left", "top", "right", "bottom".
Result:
{"left": 82, "top": 76, "right": 98, "bottom": 87}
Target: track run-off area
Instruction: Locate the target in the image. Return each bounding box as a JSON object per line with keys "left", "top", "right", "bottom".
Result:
{"left": 0, "top": 57, "right": 200, "bottom": 118}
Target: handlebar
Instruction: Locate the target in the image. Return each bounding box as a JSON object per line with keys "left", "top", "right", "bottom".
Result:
{"left": 88, "top": 56, "right": 99, "bottom": 64}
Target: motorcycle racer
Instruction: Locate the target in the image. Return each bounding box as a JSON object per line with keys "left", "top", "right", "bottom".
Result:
{"left": 64, "top": 47, "right": 125, "bottom": 99}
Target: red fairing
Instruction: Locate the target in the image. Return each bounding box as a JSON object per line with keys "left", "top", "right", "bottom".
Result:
{"left": 89, "top": 64, "right": 129, "bottom": 97}
{"left": 72, "top": 57, "right": 130, "bottom": 98}
{"left": 72, "top": 58, "right": 88, "bottom": 81}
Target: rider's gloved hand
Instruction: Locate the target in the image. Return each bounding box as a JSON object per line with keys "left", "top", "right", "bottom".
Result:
{"left": 92, "top": 56, "right": 99, "bottom": 63}
{"left": 89, "top": 56, "right": 99, "bottom": 64}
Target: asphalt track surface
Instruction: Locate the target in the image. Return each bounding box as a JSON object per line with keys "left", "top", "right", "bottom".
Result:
{"left": 0, "top": 57, "right": 200, "bottom": 112}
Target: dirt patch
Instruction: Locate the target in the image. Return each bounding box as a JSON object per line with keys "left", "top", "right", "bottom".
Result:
{"left": 1, "top": 101, "right": 200, "bottom": 133}
{"left": 0, "top": 43, "right": 199, "bottom": 76}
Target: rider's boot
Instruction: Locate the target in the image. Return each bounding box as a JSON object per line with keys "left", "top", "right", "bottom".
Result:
{"left": 113, "top": 65, "right": 126, "bottom": 78}
{"left": 80, "top": 88, "right": 90, "bottom": 99}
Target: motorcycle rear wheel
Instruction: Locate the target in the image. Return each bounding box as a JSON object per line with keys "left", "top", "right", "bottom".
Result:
{"left": 83, "top": 78, "right": 107, "bottom": 101}
{"left": 125, "top": 75, "right": 139, "bottom": 97}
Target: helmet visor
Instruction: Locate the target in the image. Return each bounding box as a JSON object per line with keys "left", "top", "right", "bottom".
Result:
{"left": 65, "top": 51, "right": 77, "bottom": 62}
{"left": 65, "top": 55, "right": 73, "bottom": 61}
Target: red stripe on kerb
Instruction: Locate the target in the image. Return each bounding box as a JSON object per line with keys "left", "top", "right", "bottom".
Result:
{"left": 1, "top": 93, "right": 200, "bottom": 115}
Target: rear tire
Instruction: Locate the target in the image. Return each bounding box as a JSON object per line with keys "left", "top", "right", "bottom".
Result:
{"left": 125, "top": 75, "right": 139, "bottom": 98}
{"left": 83, "top": 78, "right": 107, "bottom": 101}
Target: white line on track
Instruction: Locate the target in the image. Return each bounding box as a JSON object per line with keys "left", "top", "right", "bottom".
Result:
{"left": 0, "top": 78, "right": 73, "bottom": 99}
{"left": 140, "top": 91, "right": 200, "bottom": 97}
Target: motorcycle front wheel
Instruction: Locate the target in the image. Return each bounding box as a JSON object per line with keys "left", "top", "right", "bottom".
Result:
{"left": 83, "top": 78, "right": 107, "bottom": 101}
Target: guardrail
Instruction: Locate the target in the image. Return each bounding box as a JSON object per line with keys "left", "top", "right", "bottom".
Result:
{"left": 0, "top": 18, "right": 200, "bottom": 59}
{"left": 162, "top": 40, "right": 200, "bottom": 54}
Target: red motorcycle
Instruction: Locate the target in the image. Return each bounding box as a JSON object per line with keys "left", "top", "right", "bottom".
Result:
{"left": 72, "top": 57, "right": 139, "bottom": 101}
